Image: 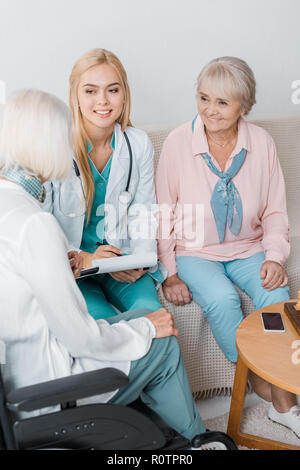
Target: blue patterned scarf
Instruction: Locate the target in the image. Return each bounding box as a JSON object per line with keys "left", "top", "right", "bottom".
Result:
{"left": 1, "top": 166, "right": 46, "bottom": 203}
{"left": 200, "top": 149, "right": 247, "bottom": 243}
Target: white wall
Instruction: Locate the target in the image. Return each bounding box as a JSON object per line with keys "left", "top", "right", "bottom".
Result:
{"left": 0, "top": 0, "right": 299, "bottom": 127}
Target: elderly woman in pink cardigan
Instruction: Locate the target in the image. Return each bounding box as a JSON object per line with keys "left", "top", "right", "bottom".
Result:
{"left": 156, "top": 56, "right": 300, "bottom": 437}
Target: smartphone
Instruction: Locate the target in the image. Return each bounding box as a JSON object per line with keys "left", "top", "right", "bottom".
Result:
{"left": 261, "top": 312, "right": 285, "bottom": 332}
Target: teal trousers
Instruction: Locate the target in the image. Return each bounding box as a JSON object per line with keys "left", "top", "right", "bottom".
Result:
{"left": 176, "top": 252, "right": 290, "bottom": 362}
{"left": 106, "top": 309, "right": 206, "bottom": 441}
{"left": 77, "top": 273, "right": 162, "bottom": 319}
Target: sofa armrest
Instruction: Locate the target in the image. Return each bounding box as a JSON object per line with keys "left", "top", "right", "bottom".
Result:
{"left": 6, "top": 368, "right": 129, "bottom": 412}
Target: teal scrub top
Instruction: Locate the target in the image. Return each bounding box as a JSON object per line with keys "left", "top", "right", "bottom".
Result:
{"left": 80, "top": 134, "right": 115, "bottom": 252}
{"left": 79, "top": 132, "right": 164, "bottom": 283}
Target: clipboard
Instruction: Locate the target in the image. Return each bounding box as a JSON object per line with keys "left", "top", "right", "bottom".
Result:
{"left": 92, "top": 252, "right": 157, "bottom": 273}
{"left": 77, "top": 253, "right": 157, "bottom": 279}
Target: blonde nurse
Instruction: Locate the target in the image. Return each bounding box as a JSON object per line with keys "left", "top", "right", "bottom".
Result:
{"left": 44, "top": 49, "right": 164, "bottom": 319}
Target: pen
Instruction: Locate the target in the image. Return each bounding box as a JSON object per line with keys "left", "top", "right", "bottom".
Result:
{"left": 96, "top": 242, "right": 149, "bottom": 270}
{"left": 96, "top": 241, "right": 122, "bottom": 256}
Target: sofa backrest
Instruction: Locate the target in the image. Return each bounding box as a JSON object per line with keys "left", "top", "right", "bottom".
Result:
{"left": 146, "top": 116, "right": 300, "bottom": 238}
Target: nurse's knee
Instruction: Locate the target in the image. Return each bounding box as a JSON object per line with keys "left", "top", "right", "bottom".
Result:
{"left": 123, "top": 308, "right": 154, "bottom": 317}
{"left": 129, "top": 298, "right": 162, "bottom": 312}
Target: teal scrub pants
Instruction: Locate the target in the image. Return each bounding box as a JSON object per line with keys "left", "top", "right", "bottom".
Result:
{"left": 176, "top": 252, "right": 290, "bottom": 362}
{"left": 77, "top": 273, "right": 162, "bottom": 320}
{"left": 106, "top": 308, "right": 206, "bottom": 440}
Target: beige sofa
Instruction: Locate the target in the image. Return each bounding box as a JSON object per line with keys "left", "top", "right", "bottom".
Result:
{"left": 1, "top": 101, "right": 299, "bottom": 399}
{"left": 146, "top": 116, "right": 300, "bottom": 399}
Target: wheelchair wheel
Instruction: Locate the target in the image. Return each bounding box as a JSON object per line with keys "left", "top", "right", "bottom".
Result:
{"left": 190, "top": 431, "right": 238, "bottom": 450}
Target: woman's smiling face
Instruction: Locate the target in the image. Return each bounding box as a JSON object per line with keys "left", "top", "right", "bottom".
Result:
{"left": 197, "top": 86, "right": 244, "bottom": 135}
{"left": 77, "top": 63, "right": 125, "bottom": 133}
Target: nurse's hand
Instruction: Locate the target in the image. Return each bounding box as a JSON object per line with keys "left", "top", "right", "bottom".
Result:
{"left": 68, "top": 251, "right": 84, "bottom": 279}
{"left": 145, "top": 308, "right": 179, "bottom": 338}
{"left": 109, "top": 268, "right": 146, "bottom": 283}
{"left": 94, "top": 244, "right": 123, "bottom": 259}
{"left": 260, "top": 260, "right": 288, "bottom": 291}
{"left": 162, "top": 274, "right": 192, "bottom": 306}
{"left": 81, "top": 245, "right": 122, "bottom": 268}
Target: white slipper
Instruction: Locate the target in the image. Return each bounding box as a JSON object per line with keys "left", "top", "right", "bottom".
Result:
{"left": 268, "top": 403, "right": 300, "bottom": 438}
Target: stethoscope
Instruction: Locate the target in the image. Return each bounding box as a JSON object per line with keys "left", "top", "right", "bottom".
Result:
{"left": 119, "top": 131, "right": 133, "bottom": 205}
{"left": 73, "top": 130, "right": 133, "bottom": 209}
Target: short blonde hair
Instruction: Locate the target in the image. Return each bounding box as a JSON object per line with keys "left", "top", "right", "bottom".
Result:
{"left": 197, "top": 57, "right": 256, "bottom": 115}
{"left": 69, "top": 48, "right": 133, "bottom": 221}
{"left": 0, "top": 89, "right": 72, "bottom": 180}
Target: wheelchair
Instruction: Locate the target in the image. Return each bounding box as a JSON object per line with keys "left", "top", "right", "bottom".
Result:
{"left": 0, "top": 365, "right": 238, "bottom": 450}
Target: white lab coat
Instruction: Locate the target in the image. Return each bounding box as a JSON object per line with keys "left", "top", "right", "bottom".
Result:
{"left": 0, "top": 180, "right": 155, "bottom": 417}
{"left": 43, "top": 124, "right": 159, "bottom": 261}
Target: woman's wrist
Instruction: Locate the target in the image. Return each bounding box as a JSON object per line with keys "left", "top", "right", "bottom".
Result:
{"left": 80, "top": 250, "right": 93, "bottom": 268}
{"left": 163, "top": 273, "right": 179, "bottom": 286}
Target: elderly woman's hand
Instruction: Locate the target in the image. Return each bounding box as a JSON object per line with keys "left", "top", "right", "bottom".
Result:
{"left": 162, "top": 274, "right": 192, "bottom": 306}
{"left": 145, "top": 308, "right": 179, "bottom": 338}
{"left": 68, "top": 250, "right": 84, "bottom": 279}
{"left": 260, "top": 260, "right": 288, "bottom": 291}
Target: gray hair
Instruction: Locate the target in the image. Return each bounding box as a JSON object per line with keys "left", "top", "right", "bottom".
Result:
{"left": 197, "top": 57, "right": 256, "bottom": 115}
{"left": 0, "top": 89, "right": 72, "bottom": 180}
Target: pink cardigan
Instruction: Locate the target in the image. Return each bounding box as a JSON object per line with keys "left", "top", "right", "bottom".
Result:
{"left": 155, "top": 116, "right": 290, "bottom": 278}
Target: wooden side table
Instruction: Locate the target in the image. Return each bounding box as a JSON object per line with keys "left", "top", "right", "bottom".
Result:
{"left": 227, "top": 301, "right": 300, "bottom": 450}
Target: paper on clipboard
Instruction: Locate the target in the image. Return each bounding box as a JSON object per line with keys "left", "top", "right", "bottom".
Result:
{"left": 92, "top": 252, "right": 157, "bottom": 273}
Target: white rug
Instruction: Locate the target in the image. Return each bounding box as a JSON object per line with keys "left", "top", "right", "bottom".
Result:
{"left": 203, "top": 402, "right": 300, "bottom": 450}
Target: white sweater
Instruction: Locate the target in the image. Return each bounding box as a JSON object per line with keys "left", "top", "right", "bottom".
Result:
{"left": 0, "top": 180, "right": 155, "bottom": 413}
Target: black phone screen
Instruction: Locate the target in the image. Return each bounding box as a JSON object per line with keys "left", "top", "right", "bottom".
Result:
{"left": 261, "top": 312, "right": 285, "bottom": 331}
